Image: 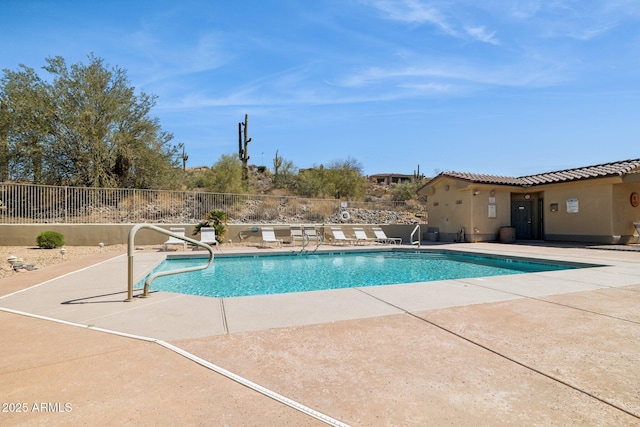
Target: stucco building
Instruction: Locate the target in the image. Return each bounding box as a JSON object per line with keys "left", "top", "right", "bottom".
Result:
{"left": 416, "top": 158, "right": 640, "bottom": 244}
{"left": 369, "top": 173, "right": 415, "bottom": 185}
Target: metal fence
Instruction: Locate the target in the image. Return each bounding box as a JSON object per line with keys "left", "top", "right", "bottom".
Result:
{"left": 0, "top": 182, "right": 421, "bottom": 225}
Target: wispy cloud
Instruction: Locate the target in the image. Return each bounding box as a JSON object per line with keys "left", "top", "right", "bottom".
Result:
{"left": 508, "top": 0, "right": 541, "bottom": 19}
{"left": 565, "top": 22, "right": 619, "bottom": 41}
{"left": 129, "top": 31, "right": 230, "bottom": 85}
{"left": 465, "top": 25, "right": 500, "bottom": 45}
{"left": 396, "top": 81, "right": 453, "bottom": 92}
{"left": 363, "top": 1, "right": 503, "bottom": 45}
{"left": 160, "top": 64, "right": 460, "bottom": 111}
{"left": 502, "top": 1, "right": 636, "bottom": 41}
{"left": 333, "top": 55, "right": 567, "bottom": 92}
{"left": 363, "top": 0, "right": 456, "bottom": 35}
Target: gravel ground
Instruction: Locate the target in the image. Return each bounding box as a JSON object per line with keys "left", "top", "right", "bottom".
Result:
{"left": 0, "top": 245, "right": 130, "bottom": 280}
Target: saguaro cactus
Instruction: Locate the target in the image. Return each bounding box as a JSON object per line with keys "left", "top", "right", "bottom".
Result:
{"left": 179, "top": 143, "right": 189, "bottom": 171}
{"left": 273, "top": 149, "right": 282, "bottom": 177}
{"left": 238, "top": 114, "right": 251, "bottom": 189}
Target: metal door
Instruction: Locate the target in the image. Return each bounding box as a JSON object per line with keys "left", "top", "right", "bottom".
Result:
{"left": 511, "top": 200, "right": 533, "bottom": 239}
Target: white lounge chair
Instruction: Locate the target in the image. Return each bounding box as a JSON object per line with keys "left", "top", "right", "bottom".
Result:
{"left": 634, "top": 222, "right": 640, "bottom": 243}
{"left": 290, "top": 227, "right": 306, "bottom": 246}
{"left": 353, "top": 227, "right": 375, "bottom": 245}
{"left": 330, "top": 227, "right": 354, "bottom": 245}
{"left": 163, "top": 227, "right": 187, "bottom": 251}
{"left": 372, "top": 227, "right": 402, "bottom": 244}
{"left": 199, "top": 227, "right": 219, "bottom": 248}
{"left": 261, "top": 227, "right": 283, "bottom": 248}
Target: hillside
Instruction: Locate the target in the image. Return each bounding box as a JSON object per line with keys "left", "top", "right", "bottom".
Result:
{"left": 243, "top": 166, "right": 428, "bottom": 224}
{"left": 246, "top": 166, "right": 425, "bottom": 201}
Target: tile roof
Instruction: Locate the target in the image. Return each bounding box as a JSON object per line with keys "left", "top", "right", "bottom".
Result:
{"left": 436, "top": 158, "right": 640, "bottom": 187}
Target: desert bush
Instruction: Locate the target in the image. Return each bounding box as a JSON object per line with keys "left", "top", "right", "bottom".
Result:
{"left": 306, "top": 200, "right": 337, "bottom": 222}
{"left": 390, "top": 181, "right": 420, "bottom": 201}
{"left": 36, "top": 231, "right": 65, "bottom": 249}
{"left": 254, "top": 198, "right": 282, "bottom": 221}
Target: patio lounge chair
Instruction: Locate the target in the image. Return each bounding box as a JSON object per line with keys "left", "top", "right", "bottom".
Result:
{"left": 634, "top": 222, "right": 640, "bottom": 243}
{"left": 163, "top": 227, "right": 187, "bottom": 251}
{"left": 353, "top": 227, "right": 375, "bottom": 245}
{"left": 261, "top": 227, "right": 283, "bottom": 248}
{"left": 290, "top": 227, "right": 307, "bottom": 246}
{"left": 199, "top": 227, "right": 219, "bottom": 248}
{"left": 330, "top": 227, "right": 355, "bottom": 245}
{"left": 372, "top": 227, "right": 402, "bottom": 244}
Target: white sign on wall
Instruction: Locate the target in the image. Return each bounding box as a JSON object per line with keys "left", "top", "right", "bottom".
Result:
{"left": 488, "top": 204, "right": 497, "bottom": 218}
{"left": 566, "top": 198, "right": 579, "bottom": 213}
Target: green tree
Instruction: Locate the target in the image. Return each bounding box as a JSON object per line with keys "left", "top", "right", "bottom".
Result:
{"left": 209, "top": 154, "right": 244, "bottom": 193}
{"left": 295, "top": 165, "right": 333, "bottom": 198}
{"left": 326, "top": 157, "right": 368, "bottom": 200}
{"left": 0, "top": 54, "right": 179, "bottom": 188}
{"left": 295, "top": 157, "right": 367, "bottom": 200}
{"left": 187, "top": 167, "right": 215, "bottom": 189}
{"left": 0, "top": 65, "right": 51, "bottom": 183}
{"left": 0, "top": 100, "right": 6, "bottom": 181}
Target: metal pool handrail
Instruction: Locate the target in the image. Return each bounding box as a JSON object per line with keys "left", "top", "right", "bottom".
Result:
{"left": 125, "top": 224, "right": 214, "bottom": 302}
{"left": 410, "top": 224, "right": 421, "bottom": 247}
{"left": 299, "top": 232, "right": 310, "bottom": 253}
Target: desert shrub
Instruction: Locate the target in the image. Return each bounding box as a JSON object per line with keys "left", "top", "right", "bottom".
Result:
{"left": 36, "top": 231, "right": 65, "bottom": 249}
{"left": 281, "top": 198, "right": 300, "bottom": 219}
{"left": 390, "top": 181, "right": 420, "bottom": 201}
{"left": 254, "top": 198, "right": 281, "bottom": 221}
{"left": 306, "top": 200, "right": 336, "bottom": 222}
{"left": 118, "top": 193, "right": 149, "bottom": 218}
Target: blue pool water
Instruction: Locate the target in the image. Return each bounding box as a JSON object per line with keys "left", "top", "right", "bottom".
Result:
{"left": 144, "top": 250, "right": 585, "bottom": 298}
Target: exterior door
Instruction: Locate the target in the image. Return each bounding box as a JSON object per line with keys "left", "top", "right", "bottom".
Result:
{"left": 537, "top": 198, "right": 544, "bottom": 239}
{"left": 511, "top": 200, "right": 534, "bottom": 239}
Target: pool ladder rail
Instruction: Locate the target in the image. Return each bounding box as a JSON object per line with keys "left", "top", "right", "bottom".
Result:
{"left": 125, "top": 224, "right": 215, "bottom": 302}
{"left": 298, "top": 233, "right": 311, "bottom": 253}
{"left": 294, "top": 227, "right": 322, "bottom": 254}
{"left": 410, "top": 224, "right": 421, "bottom": 247}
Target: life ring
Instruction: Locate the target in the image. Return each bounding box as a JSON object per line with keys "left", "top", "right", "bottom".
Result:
{"left": 340, "top": 211, "right": 351, "bottom": 221}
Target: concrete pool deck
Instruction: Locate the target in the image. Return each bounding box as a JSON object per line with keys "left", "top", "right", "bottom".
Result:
{"left": 1, "top": 242, "right": 639, "bottom": 425}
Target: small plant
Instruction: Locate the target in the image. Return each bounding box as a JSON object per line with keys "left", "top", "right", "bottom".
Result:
{"left": 193, "top": 209, "right": 227, "bottom": 244}
{"left": 37, "top": 231, "right": 65, "bottom": 249}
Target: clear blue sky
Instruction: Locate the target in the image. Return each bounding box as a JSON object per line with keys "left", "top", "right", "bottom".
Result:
{"left": 2, "top": 0, "right": 640, "bottom": 177}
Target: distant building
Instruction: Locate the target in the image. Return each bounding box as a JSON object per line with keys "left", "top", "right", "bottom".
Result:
{"left": 369, "top": 173, "right": 414, "bottom": 185}
{"left": 417, "top": 158, "right": 640, "bottom": 244}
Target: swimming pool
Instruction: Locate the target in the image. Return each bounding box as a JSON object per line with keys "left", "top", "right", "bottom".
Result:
{"left": 143, "top": 250, "right": 589, "bottom": 298}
